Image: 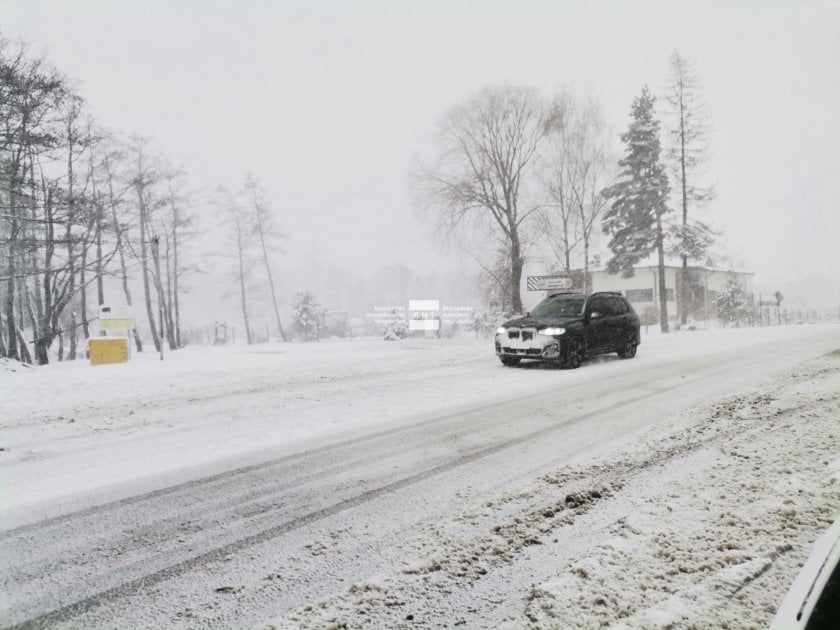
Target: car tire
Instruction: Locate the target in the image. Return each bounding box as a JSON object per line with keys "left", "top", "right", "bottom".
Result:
{"left": 500, "top": 356, "right": 521, "bottom": 367}
{"left": 565, "top": 340, "right": 584, "bottom": 369}
{"left": 617, "top": 341, "right": 637, "bottom": 359}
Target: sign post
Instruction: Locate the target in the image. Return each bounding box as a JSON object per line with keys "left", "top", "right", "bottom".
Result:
{"left": 93, "top": 305, "right": 136, "bottom": 366}
{"left": 408, "top": 299, "right": 440, "bottom": 332}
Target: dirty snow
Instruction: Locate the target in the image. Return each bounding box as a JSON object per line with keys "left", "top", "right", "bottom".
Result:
{"left": 266, "top": 343, "right": 840, "bottom": 629}
{"left": 0, "top": 325, "right": 838, "bottom": 629}
{"left": 1, "top": 326, "right": 835, "bottom": 523}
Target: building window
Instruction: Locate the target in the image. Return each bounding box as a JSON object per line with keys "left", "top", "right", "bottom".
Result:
{"left": 626, "top": 289, "right": 653, "bottom": 303}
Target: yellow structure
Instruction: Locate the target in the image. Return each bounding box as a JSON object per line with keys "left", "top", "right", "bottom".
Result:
{"left": 99, "top": 318, "right": 136, "bottom": 330}
{"left": 89, "top": 337, "right": 130, "bottom": 366}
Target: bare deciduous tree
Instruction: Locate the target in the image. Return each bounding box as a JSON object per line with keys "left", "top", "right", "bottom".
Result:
{"left": 243, "top": 175, "right": 287, "bottom": 341}
{"left": 159, "top": 164, "right": 198, "bottom": 348}
{"left": 539, "top": 91, "right": 580, "bottom": 274}
{"left": 566, "top": 95, "right": 613, "bottom": 293}
{"left": 215, "top": 186, "right": 254, "bottom": 345}
{"left": 100, "top": 137, "right": 144, "bottom": 352}
{"left": 666, "top": 50, "right": 715, "bottom": 325}
{"left": 415, "top": 85, "right": 555, "bottom": 314}
{"left": 540, "top": 90, "right": 614, "bottom": 290}
{"left": 127, "top": 135, "right": 164, "bottom": 353}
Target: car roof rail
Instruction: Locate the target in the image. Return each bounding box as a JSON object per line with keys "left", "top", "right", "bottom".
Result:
{"left": 548, "top": 291, "right": 585, "bottom": 298}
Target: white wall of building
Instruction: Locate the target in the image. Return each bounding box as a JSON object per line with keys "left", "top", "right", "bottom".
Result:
{"left": 526, "top": 266, "right": 753, "bottom": 323}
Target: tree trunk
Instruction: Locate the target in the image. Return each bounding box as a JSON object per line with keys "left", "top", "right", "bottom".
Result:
{"left": 171, "top": 218, "right": 182, "bottom": 347}
{"left": 680, "top": 255, "right": 688, "bottom": 325}
{"left": 153, "top": 236, "right": 176, "bottom": 350}
{"left": 256, "top": 222, "right": 286, "bottom": 341}
{"left": 655, "top": 205, "right": 669, "bottom": 333}
{"left": 583, "top": 239, "right": 591, "bottom": 293}
{"left": 80, "top": 248, "right": 90, "bottom": 341}
{"left": 34, "top": 333, "right": 49, "bottom": 365}
{"left": 234, "top": 216, "right": 253, "bottom": 345}
{"left": 95, "top": 205, "right": 105, "bottom": 308}
{"left": 164, "top": 234, "right": 177, "bottom": 346}
{"left": 139, "top": 201, "right": 161, "bottom": 353}
{"left": 4, "top": 272, "right": 18, "bottom": 361}
{"left": 106, "top": 154, "right": 143, "bottom": 352}
{"left": 17, "top": 326, "right": 32, "bottom": 364}
{"left": 4, "top": 200, "right": 19, "bottom": 360}
{"left": 20, "top": 277, "right": 38, "bottom": 364}
{"left": 36, "top": 188, "right": 56, "bottom": 365}
{"left": 678, "top": 87, "right": 689, "bottom": 327}
{"left": 68, "top": 309, "right": 77, "bottom": 359}
{"left": 509, "top": 229, "right": 523, "bottom": 314}
{"left": 66, "top": 200, "right": 77, "bottom": 359}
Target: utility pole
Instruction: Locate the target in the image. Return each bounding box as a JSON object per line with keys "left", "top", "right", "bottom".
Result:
{"left": 151, "top": 236, "right": 164, "bottom": 361}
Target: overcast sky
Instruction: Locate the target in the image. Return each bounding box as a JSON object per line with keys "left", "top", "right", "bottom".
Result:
{"left": 2, "top": 0, "right": 839, "bottom": 309}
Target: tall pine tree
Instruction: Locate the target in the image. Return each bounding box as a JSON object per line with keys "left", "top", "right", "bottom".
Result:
{"left": 602, "top": 86, "right": 672, "bottom": 332}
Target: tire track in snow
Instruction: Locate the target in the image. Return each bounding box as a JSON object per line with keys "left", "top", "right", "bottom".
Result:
{"left": 3, "top": 340, "right": 836, "bottom": 628}
{"left": 2, "top": 351, "right": 805, "bottom": 630}
{"left": 0, "top": 342, "right": 794, "bottom": 539}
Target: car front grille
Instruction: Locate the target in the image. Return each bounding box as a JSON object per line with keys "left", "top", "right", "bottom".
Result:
{"left": 502, "top": 347, "right": 542, "bottom": 356}
{"left": 507, "top": 327, "right": 537, "bottom": 340}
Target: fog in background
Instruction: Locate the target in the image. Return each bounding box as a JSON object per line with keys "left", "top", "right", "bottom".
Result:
{"left": 3, "top": 0, "right": 838, "bottom": 329}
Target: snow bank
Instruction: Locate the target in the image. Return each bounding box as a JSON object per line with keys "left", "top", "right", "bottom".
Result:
{"left": 0, "top": 357, "right": 34, "bottom": 374}
{"left": 522, "top": 352, "right": 840, "bottom": 628}
{"left": 270, "top": 347, "right": 839, "bottom": 629}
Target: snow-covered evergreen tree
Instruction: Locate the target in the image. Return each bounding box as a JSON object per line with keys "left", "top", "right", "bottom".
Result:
{"left": 716, "top": 273, "right": 750, "bottom": 328}
{"left": 291, "top": 292, "right": 320, "bottom": 341}
{"left": 602, "top": 86, "right": 672, "bottom": 332}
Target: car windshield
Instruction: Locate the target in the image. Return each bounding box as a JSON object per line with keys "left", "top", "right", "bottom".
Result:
{"left": 530, "top": 297, "right": 585, "bottom": 318}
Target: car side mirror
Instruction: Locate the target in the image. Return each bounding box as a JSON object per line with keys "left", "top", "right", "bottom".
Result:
{"left": 524, "top": 311, "right": 530, "bottom": 317}
{"left": 589, "top": 311, "right": 602, "bottom": 319}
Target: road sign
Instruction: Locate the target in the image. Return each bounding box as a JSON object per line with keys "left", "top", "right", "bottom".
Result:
{"left": 527, "top": 275, "right": 573, "bottom": 291}
{"left": 99, "top": 305, "right": 135, "bottom": 331}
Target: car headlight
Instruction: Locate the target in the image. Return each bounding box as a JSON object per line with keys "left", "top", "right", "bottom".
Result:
{"left": 496, "top": 327, "right": 507, "bottom": 335}
{"left": 539, "top": 327, "right": 566, "bottom": 336}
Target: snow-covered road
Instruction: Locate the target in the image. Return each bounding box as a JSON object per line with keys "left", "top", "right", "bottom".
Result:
{"left": 0, "top": 325, "right": 838, "bottom": 628}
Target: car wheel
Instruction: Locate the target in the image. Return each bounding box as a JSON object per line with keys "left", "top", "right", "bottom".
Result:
{"left": 500, "top": 356, "right": 521, "bottom": 367}
{"left": 565, "top": 340, "right": 583, "bottom": 369}
{"left": 618, "top": 341, "right": 637, "bottom": 359}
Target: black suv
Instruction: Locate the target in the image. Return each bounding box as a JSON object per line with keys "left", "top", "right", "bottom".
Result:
{"left": 494, "top": 292, "right": 640, "bottom": 368}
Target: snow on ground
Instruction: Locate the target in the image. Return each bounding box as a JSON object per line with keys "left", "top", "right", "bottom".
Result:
{"left": 267, "top": 347, "right": 840, "bottom": 629}
{"left": 0, "top": 325, "right": 836, "bottom": 522}
{"left": 0, "top": 358, "right": 34, "bottom": 374}
{"left": 517, "top": 355, "right": 840, "bottom": 629}
{"left": 1, "top": 324, "right": 838, "bottom": 628}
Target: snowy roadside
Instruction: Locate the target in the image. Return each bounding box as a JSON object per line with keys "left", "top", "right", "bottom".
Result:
{"left": 269, "top": 348, "right": 840, "bottom": 629}
{"left": 518, "top": 350, "right": 840, "bottom": 629}
{"left": 0, "top": 325, "right": 836, "bottom": 528}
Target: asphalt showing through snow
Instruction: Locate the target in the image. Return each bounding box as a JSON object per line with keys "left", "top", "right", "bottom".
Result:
{"left": 1, "top": 330, "right": 837, "bottom": 629}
